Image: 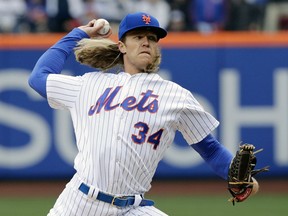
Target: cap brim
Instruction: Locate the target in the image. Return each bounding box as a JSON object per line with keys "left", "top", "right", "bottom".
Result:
{"left": 145, "top": 26, "right": 167, "bottom": 39}
{"left": 122, "top": 26, "right": 167, "bottom": 40}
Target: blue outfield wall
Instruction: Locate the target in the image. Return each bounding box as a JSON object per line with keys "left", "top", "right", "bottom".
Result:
{"left": 0, "top": 43, "right": 288, "bottom": 179}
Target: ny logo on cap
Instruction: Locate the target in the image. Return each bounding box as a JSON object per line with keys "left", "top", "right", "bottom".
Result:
{"left": 142, "top": 14, "right": 151, "bottom": 24}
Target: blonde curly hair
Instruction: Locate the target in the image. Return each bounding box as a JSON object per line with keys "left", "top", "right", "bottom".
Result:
{"left": 74, "top": 37, "right": 162, "bottom": 73}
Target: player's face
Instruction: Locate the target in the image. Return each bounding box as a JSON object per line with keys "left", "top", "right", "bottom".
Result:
{"left": 119, "top": 30, "right": 159, "bottom": 74}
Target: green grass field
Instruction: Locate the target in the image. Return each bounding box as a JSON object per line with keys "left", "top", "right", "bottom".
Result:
{"left": 0, "top": 194, "right": 287, "bottom": 216}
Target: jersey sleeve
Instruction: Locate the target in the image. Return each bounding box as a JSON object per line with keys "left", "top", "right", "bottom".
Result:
{"left": 177, "top": 91, "right": 219, "bottom": 144}
{"left": 46, "top": 74, "right": 84, "bottom": 110}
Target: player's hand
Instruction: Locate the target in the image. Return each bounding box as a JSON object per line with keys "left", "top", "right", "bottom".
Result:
{"left": 227, "top": 144, "right": 269, "bottom": 205}
{"left": 78, "top": 19, "right": 112, "bottom": 38}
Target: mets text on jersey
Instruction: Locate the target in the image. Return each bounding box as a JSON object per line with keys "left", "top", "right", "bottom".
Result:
{"left": 88, "top": 86, "right": 159, "bottom": 115}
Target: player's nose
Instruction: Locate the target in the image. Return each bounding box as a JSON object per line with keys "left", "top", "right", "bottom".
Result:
{"left": 141, "top": 37, "right": 149, "bottom": 46}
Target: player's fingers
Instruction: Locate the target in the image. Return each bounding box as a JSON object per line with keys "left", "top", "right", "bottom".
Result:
{"left": 84, "top": 19, "right": 104, "bottom": 29}
{"left": 78, "top": 20, "right": 99, "bottom": 37}
{"left": 87, "top": 19, "right": 96, "bottom": 27}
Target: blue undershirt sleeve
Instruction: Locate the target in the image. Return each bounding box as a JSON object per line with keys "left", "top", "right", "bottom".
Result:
{"left": 192, "top": 134, "right": 233, "bottom": 180}
{"left": 28, "top": 28, "right": 89, "bottom": 98}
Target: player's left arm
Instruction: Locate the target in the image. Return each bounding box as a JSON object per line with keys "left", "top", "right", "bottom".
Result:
{"left": 192, "top": 135, "right": 269, "bottom": 204}
{"left": 191, "top": 134, "right": 233, "bottom": 180}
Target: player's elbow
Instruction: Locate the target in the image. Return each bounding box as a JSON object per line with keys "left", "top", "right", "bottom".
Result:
{"left": 28, "top": 72, "right": 39, "bottom": 92}
{"left": 28, "top": 74, "right": 35, "bottom": 89}
{"left": 28, "top": 72, "right": 48, "bottom": 98}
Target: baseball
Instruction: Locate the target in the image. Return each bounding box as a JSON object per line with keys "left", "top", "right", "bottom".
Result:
{"left": 94, "top": 19, "right": 110, "bottom": 35}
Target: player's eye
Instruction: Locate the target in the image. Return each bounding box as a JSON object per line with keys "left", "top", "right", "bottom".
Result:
{"left": 148, "top": 35, "right": 157, "bottom": 42}
{"left": 134, "top": 35, "right": 143, "bottom": 40}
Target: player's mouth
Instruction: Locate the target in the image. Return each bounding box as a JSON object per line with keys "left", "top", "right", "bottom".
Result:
{"left": 139, "top": 51, "right": 151, "bottom": 56}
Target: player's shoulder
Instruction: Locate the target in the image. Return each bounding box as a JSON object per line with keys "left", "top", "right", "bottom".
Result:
{"left": 155, "top": 74, "right": 190, "bottom": 92}
{"left": 81, "top": 71, "right": 116, "bottom": 80}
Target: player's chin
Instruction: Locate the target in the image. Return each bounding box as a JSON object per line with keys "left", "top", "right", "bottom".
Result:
{"left": 141, "top": 57, "right": 153, "bottom": 66}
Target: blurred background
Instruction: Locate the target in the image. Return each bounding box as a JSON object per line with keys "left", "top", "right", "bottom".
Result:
{"left": 0, "top": 0, "right": 288, "bottom": 215}
{"left": 1, "top": 0, "right": 288, "bottom": 34}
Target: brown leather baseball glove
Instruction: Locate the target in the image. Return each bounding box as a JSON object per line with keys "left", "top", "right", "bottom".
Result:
{"left": 227, "top": 144, "right": 269, "bottom": 205}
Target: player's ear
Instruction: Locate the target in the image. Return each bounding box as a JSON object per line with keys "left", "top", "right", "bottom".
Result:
{"left": 118, "top": 41, "right": 126, "bottom": 54}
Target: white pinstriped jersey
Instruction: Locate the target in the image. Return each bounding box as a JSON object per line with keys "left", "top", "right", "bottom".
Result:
{"left": 47, "top": 71, "right": 219, "bottom": 196}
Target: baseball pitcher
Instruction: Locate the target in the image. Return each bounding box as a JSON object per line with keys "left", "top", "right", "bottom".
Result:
{"left": 29, "top": 12, "right": 268, "bottom": 216}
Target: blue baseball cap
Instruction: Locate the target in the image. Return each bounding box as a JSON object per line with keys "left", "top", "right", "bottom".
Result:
{"left": 118, "top": 12, "right": 167, "bottom": 40}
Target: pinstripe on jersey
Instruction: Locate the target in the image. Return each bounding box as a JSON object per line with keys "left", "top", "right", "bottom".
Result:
{"left": 46, "top": 71, "right": 219, "bottom": 215}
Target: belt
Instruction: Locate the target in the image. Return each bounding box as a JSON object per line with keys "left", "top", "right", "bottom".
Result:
{"left": 78, "top": 183, "right": 154, "bottom": 207}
